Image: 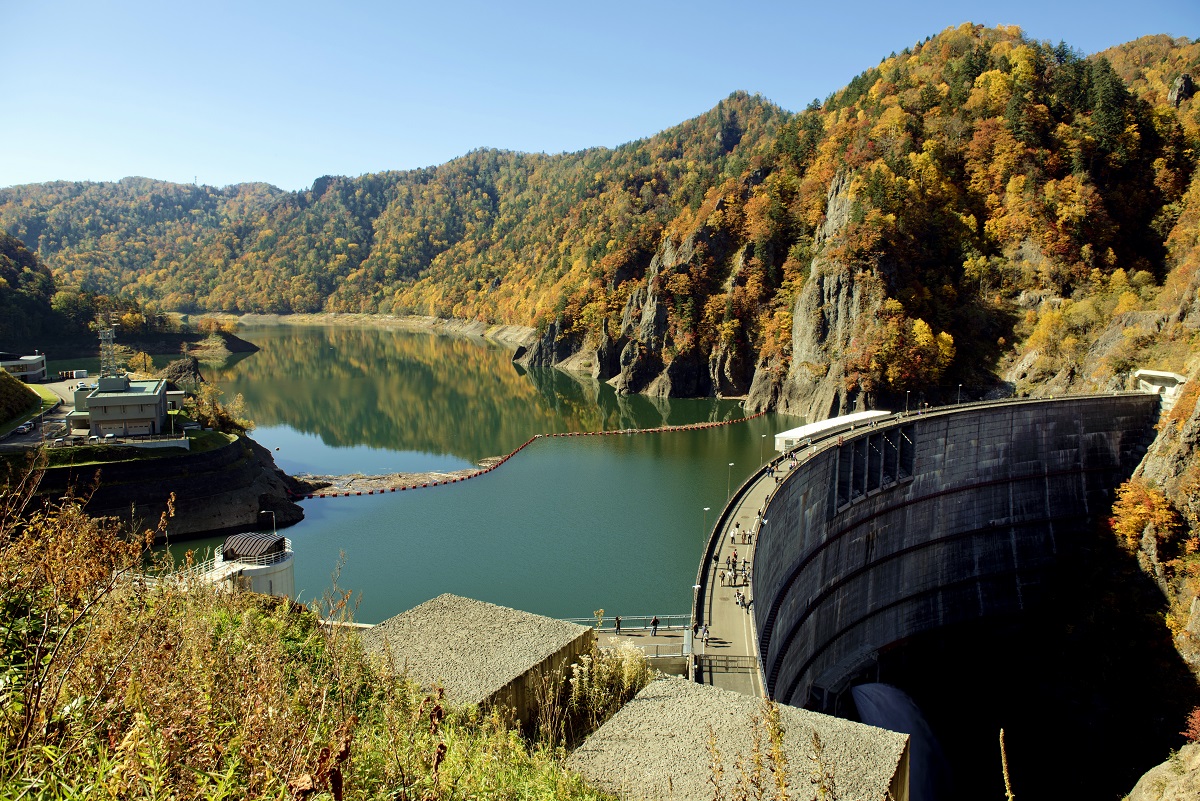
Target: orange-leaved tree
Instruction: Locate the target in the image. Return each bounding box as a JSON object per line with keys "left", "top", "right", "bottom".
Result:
{"left": 1109, "top": 477, "right": 1184, "bottom": 552}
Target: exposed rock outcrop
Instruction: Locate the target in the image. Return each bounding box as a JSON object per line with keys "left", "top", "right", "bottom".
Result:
{"left": 610, "top": 252, "right": 672, "bottom": 394}
{"left": 37, "top": 434, "right": 310, "bottom": 541}
{"left": 513, "top": 198, "right": 759, "bottom": 399}
{"left": 514, "top": 167, "right": 893, "bottom": 414}
{"left": 161, "top": 355, "right": 206, "bottom": 387}
{"left": 1169, "top": 73, "right": 1196, "bottom": 108}
{"left": 512, "top": 317, "right": 581, "bottom": 369}
{"left": 1128, "top": 743, "right": 1200, "bottom": 801}
{"left": 709, "top": 339, "right": 747, "bottom": 396}
{"left": 771, "top": 259, "right": 883, "bottom": 419}
{"left": 747, "top": 171, "right": 880, "bottom": 419}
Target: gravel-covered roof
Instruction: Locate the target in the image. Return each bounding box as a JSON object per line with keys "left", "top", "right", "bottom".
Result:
{"left": 567, "top": 677, "right": 908, "bottom": 801}
{"left": 361, "top": 594, "right": 591, "bottom": 707}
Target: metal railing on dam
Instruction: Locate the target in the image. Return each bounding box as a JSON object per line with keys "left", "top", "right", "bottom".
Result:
{"left": 747, "top": 392, "right": 1161, "bottom": 710}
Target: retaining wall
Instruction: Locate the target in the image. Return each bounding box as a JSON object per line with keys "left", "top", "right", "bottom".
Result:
{"left": 36, "top": 436, "right": 300, "bottom": 538}
{"left": 753, "top": 394, "right": 1160, "bottom": 709}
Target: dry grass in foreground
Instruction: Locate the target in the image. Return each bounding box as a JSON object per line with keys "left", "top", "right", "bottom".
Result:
{"left": 0, "top": 482, "right": 620, "bottom": 800}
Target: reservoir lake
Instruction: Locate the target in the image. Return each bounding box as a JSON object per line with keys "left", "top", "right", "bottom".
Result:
{"left": 177, "top": 324, "right": 795, "bottom": 624}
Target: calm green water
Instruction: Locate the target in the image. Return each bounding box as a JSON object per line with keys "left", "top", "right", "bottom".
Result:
{"left": 176, "top": 325, "right": 794, "bottom": 623}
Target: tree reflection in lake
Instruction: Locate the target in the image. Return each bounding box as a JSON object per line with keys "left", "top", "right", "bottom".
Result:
{"left": 189, "top": 323, "right": 794, "bottom": 622}
{"left": 206, "top": 324, "right": 745, "bottom": 469}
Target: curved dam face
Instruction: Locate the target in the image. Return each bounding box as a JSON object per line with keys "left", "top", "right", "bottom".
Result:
{"left": 754, "top": 395, "right": 1160, "bottom": 709}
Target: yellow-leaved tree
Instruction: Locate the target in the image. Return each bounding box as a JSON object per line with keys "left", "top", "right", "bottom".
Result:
{"left": 1110, "top": 478, "right": 1183, "bottom": 552}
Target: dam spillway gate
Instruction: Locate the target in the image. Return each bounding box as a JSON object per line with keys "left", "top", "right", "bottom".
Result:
{"left": 750, "top": 394, "right": 1161, "bottom": 710}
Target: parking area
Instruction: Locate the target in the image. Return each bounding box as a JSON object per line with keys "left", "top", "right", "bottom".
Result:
{"left": 0, "top": 379, "right": 73, "bottom": 449}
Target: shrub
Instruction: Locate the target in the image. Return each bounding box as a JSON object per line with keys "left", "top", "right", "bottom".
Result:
{"left": 1183, "top": 707, "right": 1200, "bottom": 743}
{"left": 1109, "top": 478, "right": 1182, "bottom": 552}
{"left": 0, "top": 480, "right": 612, "bottom": 799}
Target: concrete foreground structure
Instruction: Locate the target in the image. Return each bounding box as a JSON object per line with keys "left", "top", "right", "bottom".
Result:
{"left": 567, "top": 676, "right": 908, "bottom": 801}
{"left": 361, "top": 594, "right": 593, "bottom": 723}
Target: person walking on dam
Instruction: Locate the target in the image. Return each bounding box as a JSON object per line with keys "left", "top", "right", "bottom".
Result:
{"left": 651, "top": 615, "right": 659, "bottom": 636}
{"left": 614, "top": 615, "right": 621, "bottom": 634}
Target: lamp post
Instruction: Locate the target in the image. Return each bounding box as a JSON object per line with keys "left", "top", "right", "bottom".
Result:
{"left": 727, "top": 463, "right": 735, "bottom": 500}
{"left": 905, "top": 390, "right": 910, "bottom": 414}
{"left": 958, "top": 384, "right": 963, "bottom": 404}
{"left": 259, "top": 510, "right": 276, "bottom": 536}
{"left": 702, "top": 506, "right": 711, "bottom": 560}
{"left": 760, "top": 434, "right": 766, "bottom": 464}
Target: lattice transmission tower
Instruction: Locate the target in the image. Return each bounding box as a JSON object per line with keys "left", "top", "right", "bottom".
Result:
{"left": 98, "top": 313, "right": 121, "bottom": 377}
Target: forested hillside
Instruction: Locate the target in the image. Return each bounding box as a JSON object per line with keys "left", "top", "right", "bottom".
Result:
{"left": 0, "top": 232, "right": 56, "bottom": 345}
{"left": 0, "top": 232, "right": 215, "bottom": 356}
{"left": 0, "top": 94, "right": 781, "bottom": 318}
{"left": 3, "top": 25, "right": 1198, "bottom": 417}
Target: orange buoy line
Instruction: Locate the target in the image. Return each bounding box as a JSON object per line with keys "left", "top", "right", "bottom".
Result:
{"left": 305, "top": 411, "right": 767, "bottom": 499}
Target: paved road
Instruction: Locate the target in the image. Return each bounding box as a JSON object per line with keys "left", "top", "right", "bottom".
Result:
{"left": 695, "top": 461, "right": 794, "bottom": 697}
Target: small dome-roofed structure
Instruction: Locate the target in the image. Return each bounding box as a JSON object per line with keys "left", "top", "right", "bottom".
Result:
{"left": 222, "top": 531, "right": 286, "bottom": 561}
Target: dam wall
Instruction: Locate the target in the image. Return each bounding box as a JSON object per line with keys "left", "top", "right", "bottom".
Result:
{"left": 753, "top": 394, "right": 1160, "bottom": 709}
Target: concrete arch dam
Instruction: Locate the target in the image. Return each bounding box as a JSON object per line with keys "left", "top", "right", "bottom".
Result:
{"left": 753, "top": 394, "right": 1160, "bottom": 709}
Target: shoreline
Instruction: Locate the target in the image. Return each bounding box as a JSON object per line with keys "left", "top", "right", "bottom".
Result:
{"left": 235, "top": 312, "right": 538, "bottom": 351}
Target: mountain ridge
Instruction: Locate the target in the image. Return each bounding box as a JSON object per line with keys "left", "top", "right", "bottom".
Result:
{"left": 3, "top": 25, "right": 1199, "bottom": 419}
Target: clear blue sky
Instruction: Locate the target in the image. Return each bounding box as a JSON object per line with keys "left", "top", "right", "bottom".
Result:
{"left": 2, "top": 0, "right": 1196, "bottom": 192}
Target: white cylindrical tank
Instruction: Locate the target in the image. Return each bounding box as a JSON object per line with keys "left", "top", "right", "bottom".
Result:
{"left": 239, "top": 553, "right": 295, "bottom": 599}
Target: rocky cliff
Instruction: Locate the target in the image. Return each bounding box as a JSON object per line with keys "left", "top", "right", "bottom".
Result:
{"left": 515, "top": 206, "right": 756, "bottom": 399}
{"left": 517, "top": 171, "right": 883, "bottom": 418}
{"left": 1115, "top": 223, "right": 1200, "bottom": 793}
{"left": 1129, "top": 743, "right": 1200, "bottom": 801}
{"left": 38, "top": 434, "right": 310, "bottom": 541}
{"left": 745, "top": 171, "right": 889, "bottom": 419}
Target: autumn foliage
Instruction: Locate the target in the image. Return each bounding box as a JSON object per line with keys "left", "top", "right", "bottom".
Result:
{"left": 0, "top": 484, "right": 612, "bottom": 799}
{"left": 2, "top": 26, "right": 1199, "bottom": 401}
{"left": 1184, "top": 707, "right": 1200, "bottom": 743}
{"left": 1110, "top": 477, "right": 1186, "bottom": 553}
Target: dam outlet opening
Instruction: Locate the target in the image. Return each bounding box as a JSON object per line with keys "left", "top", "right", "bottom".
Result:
{"left": 750, "top": 395, "right": 1199, "bottom": 800}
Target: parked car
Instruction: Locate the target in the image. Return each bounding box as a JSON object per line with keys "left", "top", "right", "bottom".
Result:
{"left": 16, "top": 422, "right": 34, "bottom": 434}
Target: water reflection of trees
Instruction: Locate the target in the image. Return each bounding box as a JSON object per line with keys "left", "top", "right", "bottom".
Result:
{"left": 208, "top": 326, "right": 744, "bottom": 461}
